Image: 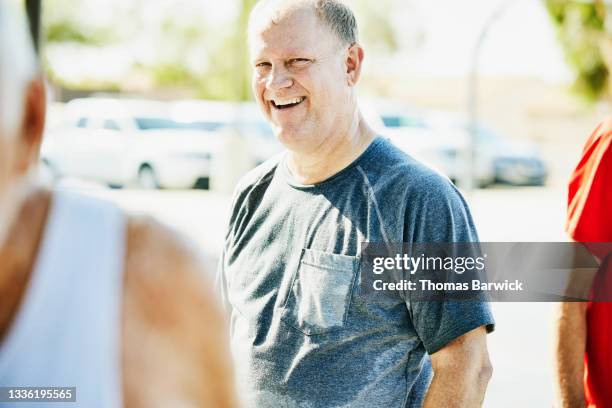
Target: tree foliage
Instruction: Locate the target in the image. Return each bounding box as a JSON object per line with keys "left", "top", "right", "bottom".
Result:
{"left": 545, "top": 0, "right": 610, "bottom": 101}
{"left": 41, "top": 0, "right": 404, "bottom": 101}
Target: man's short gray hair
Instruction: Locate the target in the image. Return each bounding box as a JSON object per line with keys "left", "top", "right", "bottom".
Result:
{"left": 314, "top": 0, "right": 358, "bottom": 45}
{"left": 250, "top": 0, "right": 358, "bottom": 46}
{"left": 0, "top": 1, "right": 39, "bottom": 136}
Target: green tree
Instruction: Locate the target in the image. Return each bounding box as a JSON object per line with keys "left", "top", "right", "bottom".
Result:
{"left": 41, "top": 0, "right": 406, "bottom": 101}
{"left": 43, "top": 0, "right": 117, "bottom": 45}
{"left": 349, "top": 0, "right": 401, "bottom": 54}
{"left": 546, "top": 0, "right": 609, "bottom": 101}
{"left": 236, "top": 0, "right": 259, "bottom": 101}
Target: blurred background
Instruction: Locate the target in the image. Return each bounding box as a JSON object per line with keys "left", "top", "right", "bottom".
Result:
{"left": 22, "top": 0, "right": 612, "bottom": 405}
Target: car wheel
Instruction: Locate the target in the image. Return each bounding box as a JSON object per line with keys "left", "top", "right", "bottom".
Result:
{"left": 194, "top": 177, "right": 210, "bottom": 190}
{"left": 137, "top": 165, "right": 160, "bottom": 190}
{"left": 478, "top": 178, "right": 494, "bottom": 189}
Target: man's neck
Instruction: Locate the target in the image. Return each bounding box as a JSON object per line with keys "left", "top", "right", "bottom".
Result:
{"left": 0, "top": 188, "right": 51, "bottom": 341}
{"left": 286, "top": 113, "right": 376, "bottom": 185}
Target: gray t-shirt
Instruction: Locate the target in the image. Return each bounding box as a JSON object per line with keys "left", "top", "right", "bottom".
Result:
{"left": 218, "top": 137, "right": 494, "bottom": 408}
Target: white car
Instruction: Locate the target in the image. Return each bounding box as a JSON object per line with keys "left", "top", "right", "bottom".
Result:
{"left": 172, "top": 100, "right": 284, "bottom": 167}
{"left": 41, "top": 98, "right": 224, "bottom": 189}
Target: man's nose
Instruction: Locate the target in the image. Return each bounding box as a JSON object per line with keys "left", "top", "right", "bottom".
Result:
{"left": 266, "top": 66, "right": 293, "bottom": 91}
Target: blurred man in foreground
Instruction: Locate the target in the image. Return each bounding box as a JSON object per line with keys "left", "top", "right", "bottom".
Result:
{"left": 0, "top": 3, "right": 236, "bottom": 407}
{"left": 555, "top": 117, "right": 612, "bottom": 407}
{"left": 217, "top": 0, "right": 494, "bottom": 406}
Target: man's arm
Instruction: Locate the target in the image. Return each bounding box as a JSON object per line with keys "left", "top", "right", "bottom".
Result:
{"left": 554, "top": 302, "right": 587, "bottom": 408}
{"left": 423, "top": 326, "right": 492, "bottom": 408}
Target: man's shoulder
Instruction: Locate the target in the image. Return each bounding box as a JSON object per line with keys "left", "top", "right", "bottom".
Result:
{"left": 361, "top": 137, "right": 458, "bottom": 198}
{"left": 228, "top": 152, "right": 284, "bottom": 214}
{"left": 232, "top": 153, "right": 283, "bottom": 197}
{"left": 124, "top": 215, "right": 220, "bottom": 313}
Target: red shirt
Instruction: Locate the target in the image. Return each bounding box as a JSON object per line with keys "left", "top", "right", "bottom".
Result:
{"left": 566, "top": 117, "right": 612, "bottom": 407}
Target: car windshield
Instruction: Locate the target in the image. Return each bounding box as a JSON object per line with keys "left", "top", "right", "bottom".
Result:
{"left": 381, "top": 115, "right": 426, "bottom": 129}
{"left": 478, "top": 125, "right": 500, "bottom": 142}
{"left": 135, "top": 117, "right": 224, "bottom": 131}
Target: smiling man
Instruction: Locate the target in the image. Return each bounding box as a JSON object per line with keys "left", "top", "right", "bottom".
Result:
{"left": 217, "top": 1, "right": 495, "bottom": 407}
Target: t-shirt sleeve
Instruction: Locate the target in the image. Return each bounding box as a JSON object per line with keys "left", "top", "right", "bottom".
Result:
{"left": 215, "top": 249, "right": 231, "bottom": 314}
{"left": 215, "top": 184, "right": 244, "bottom": 314}
{"left": 566, "top": 117, "right": 612, "bottom": 245}
{"left": 406, "top": 174, "right": 495, "bottom": 355}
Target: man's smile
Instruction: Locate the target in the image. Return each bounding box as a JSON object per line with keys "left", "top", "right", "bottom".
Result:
{"left": 270, "top": 96, "right": 307, "bottom": 110}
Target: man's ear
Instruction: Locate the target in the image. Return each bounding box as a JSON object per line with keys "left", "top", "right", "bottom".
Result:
{"left": 346, "top": 43, "right": 364, "bottom": 86}
{"left": 17, "top": 77, "right": 46, "bottom": 172}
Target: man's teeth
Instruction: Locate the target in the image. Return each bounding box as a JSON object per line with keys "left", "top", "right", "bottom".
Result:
{"left": 274, "top": 97, "right": 305, "bottom": 107}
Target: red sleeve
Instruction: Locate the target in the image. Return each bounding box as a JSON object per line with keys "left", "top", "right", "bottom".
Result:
{"left": 566, "top": 117, "right": 612, "bottom": 244}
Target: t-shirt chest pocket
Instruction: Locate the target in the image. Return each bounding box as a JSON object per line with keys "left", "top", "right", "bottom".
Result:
{"left": 280, "top": 248, "right": 360, "bottom": 335}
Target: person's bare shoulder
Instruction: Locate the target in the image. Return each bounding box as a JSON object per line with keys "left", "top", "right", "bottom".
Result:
{"left": 122, "top": 215, "right": 236, "bottom": 408}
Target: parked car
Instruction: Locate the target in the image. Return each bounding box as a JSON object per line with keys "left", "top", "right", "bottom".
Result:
{"left": 427, "top": 112, "right": 548, "bottom": 186}
{"left": 41, "top": 98, "right": 224, "bottom": 189}
{"left": 172, "top": 100, "right": 284, "bottom": 167}
{"left": 361, "top": 100, "right": 495, "bottom": 186}
{"left": 470, "top": 123, "right": 547, "bottom": 186}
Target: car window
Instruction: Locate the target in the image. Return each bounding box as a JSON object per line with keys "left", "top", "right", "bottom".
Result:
{"left": 76, "top": 117, "right": 89, "bottom": 128}
{"left": 462, "top": 123, "right": 499, "bottom": 143}
{"left": 382, "top": 115, "right": 426, "bottom": 129}
{"left": 104, "top": 119, "right": 121, "bottom": 131}
{"left": 192, "top": 122, "right": 225, "bottom": 131}
{"left": 135, "top": 117, "right": 223, "bottom": 131}
{"left": 135, "top": 118, "right": 174, "bottom": 130}
{"left": 477, "top": 126, "right": 500, "bottom": 143}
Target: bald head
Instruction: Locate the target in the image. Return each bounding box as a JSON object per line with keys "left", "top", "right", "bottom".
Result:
{"left": 0, "top": 1, "right": 39, "bottom": 136}
{"left": 249, "top": 0, "right": 358, "bottom": 48}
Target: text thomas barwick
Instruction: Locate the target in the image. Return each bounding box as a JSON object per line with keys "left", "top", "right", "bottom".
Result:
{"left": 372, "top": 279, "right": 524, "bottom": 292}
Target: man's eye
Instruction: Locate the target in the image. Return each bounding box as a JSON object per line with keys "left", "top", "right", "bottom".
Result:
{"left": 255, "top": 62, "right": 271, "bottom": 69}
{"left": 289, "top": 59, "right": 311, "bottom": 67}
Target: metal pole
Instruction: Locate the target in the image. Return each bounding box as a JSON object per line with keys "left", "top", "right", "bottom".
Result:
{"left": 464, "top": 0, "right": 513, "bottom": 191}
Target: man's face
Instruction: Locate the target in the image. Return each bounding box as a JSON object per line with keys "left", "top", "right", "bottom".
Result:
{"left": 249, "top": 7, "right": 353, "bottom": 152}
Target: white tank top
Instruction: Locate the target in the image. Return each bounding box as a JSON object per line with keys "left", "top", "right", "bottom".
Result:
{"left": 0, "top": 190, "right": 125, "bottom": 408}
